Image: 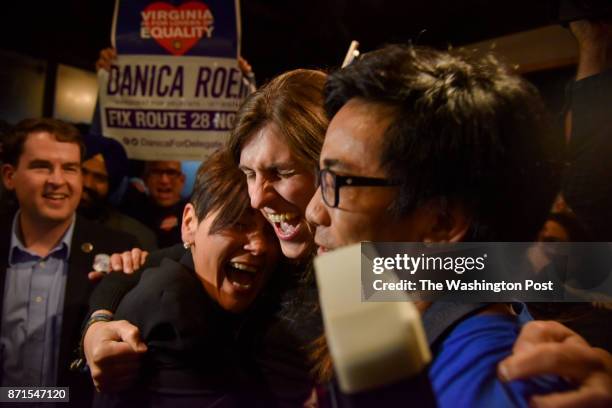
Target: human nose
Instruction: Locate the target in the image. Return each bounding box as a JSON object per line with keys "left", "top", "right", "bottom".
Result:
{"left": 243, "top": 229, "right": 268, "bottom": 256}
{"left": 159, "top": 172, "right": 172, "bottom": 183}
{"left": 306, "top": 187, "right": 330, "bottom": 227}
{"left": 248, "top": 174, "right": 275, "bottom": 210}
{"left": 48, "top": 166, "right": 67, "bottom": 186}
{"left": 82, "top": 171, "right": 93, "bottom": 188}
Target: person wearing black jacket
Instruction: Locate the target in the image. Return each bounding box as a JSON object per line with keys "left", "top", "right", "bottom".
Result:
{"left": 0, "top": 118, "right": 139, "bottom": 407}
{"left": 92, "top": 151, "right": 292, "bottom": 407}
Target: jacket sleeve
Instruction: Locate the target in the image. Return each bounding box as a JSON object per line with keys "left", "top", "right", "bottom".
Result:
{"left": 87, "top": 244, "right": 186, "bottom": 314}
{"left": 563, "top": 69, "right": 612, "bottom": 241}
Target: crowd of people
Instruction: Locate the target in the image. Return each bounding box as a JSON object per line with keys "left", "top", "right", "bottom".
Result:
{"left": 0, "top": 16, "right": 611, "bottom": 408}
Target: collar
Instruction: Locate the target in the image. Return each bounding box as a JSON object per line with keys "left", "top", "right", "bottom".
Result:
{"left": 422, "top": 302, "right": 489, "bottom": 349}
{"left": 422, "top": 301, "right": 530, "bottom": 353}
{"left": 9, "top": 211, "right": 76, "bottom": 266}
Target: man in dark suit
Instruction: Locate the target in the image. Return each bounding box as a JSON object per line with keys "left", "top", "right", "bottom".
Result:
{"left": 0, "top": 118, "right": 138, "bottom": 406}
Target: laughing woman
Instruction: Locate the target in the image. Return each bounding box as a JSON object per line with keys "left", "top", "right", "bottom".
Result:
{"left": 84, "top": 69, "right": 330, "bottom": 406}
{"left": 94, "top": 150, "right": 280, "bottom": 407}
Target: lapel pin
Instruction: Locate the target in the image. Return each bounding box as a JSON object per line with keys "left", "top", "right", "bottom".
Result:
{"left": 81, "top": 242, "right": 94, "bottom": 253}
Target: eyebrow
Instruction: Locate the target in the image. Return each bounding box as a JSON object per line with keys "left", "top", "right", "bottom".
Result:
{"left": 27, "top": 160, "right": 81, "bottom": 168}
{"left": 27, "top": 159, "right": 52, "bottom": 168}
{"left": 240, "top": 161, "right": 298, "bottom": 172}
{"left": 322, "top": 158, "right": 355, "bottom": 172}
{"left": 81, "top": 166, "right": 106, "bottom": 177}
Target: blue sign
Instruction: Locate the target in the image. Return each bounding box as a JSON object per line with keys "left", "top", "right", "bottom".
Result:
{"left": 114, "top": 0, "right": 239, "bottom": 58}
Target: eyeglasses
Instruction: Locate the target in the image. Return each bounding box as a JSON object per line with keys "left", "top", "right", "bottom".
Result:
{"left": 317, "top": 168, "right": 399, "bottom": 208}
{"left": 149, "top": 169, "right": 182, "bottom": 179}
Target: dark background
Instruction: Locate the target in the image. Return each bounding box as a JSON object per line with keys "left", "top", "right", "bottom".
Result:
{"left": 0, "top": 0, "right": 560, "bottom": 82}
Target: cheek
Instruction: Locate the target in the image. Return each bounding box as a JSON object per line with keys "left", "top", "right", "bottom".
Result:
{"left": 328, "top": 210, "right": 352, "bottom": 243}
{"left": 247, "top": 179, "right": 257, "bottom": 199}
{"left": 259, "top": 208, "right": 271, "bottom": 225}
{"left": 284, "top": 178, "right": 317, "bottom": 212}
{"left": 207, "top": 258, "right": 222, "bottom": 288}
{"left": 71, "top": 177, "right": 83, "bottom": 194}
{"left": 15, "top": 184, "right": 34, "bottom": 202}
{"left": 19, "top": 177, "right": 43, "bottom": 195}
{"left": 329, "top": 210, "right": 380, "bottom": 245}
{"left": 206, "top": 234, "right": 239, "bottom": 279}
{"left": 194, "top": 238, "right": 224, "bottom": 292}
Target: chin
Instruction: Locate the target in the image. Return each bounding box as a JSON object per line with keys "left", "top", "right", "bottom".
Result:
{"left": 41, "top": 209, "right": 76, "bottom": 223}
{"left": 280, "top": 240, "right": 313, "bottom": 261}
{"left": 220, "top": 298, "right": 252, "bottom": 314}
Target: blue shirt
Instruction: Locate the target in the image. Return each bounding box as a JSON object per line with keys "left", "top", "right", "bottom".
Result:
{"left": 429, "top": 304, "right": 570, "bottom": 408}
{"left": 1, "top": 212, "right": 74, "bottom": 386}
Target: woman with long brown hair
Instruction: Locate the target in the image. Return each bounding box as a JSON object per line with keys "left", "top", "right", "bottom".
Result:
{"left": 84, "top": 68, "right": 331, "bottom": 405}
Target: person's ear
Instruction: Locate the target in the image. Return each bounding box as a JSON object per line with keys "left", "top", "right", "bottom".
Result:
{"left": 421, "top": 200, "right": 470, "bottom": 243}
{"left": 1, "top": 163, "right": 16, "bottom": 190}
{"left": 181, "top": 203, "right": 198, "bottom": 245}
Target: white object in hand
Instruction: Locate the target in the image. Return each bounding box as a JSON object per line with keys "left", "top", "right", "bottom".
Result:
{"left": 314, "top": 243, "right": 431, "bottom": 394}
{"left": 342, "top": 40, "right": 360, "bottom": 68}
{"left": 93, "top": 253, "right": 111, "bottom": 274}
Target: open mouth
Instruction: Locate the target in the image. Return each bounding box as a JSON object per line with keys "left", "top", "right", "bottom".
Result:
{"left": 266, "top": 212, "right": 301, "bottom": 240}
{"left": 155, "top": 187, "right": 173, "bottom": 197}
{"left": 43, "top": 193, "right": 69, "bottom": 203}
{"left": 226, "top": 261, "right": 259, "bottom": 292}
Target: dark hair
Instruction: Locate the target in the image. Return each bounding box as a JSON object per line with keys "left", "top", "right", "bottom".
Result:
{"left": 546, "top": 211, "right": 592, "bottom": 242}
{"left": 190, "top": 149, "right": 252, "bottom": 234}
{"left": 83, "top": 134, "right": 129, "bottom": 195}
{"left": 228, "top": 69, "right": 327, "bottom": 169}
{"left": 0, "top": 120, "right": 12, "bottom": 141}
{"left": 325, "top": 44, "right": 561, "bottom": 241}
{"left": 142, "top": 160, "right": 183, "bottom": 178}
{"left": 2, "top": 118, "right": 84, "bottom": 166}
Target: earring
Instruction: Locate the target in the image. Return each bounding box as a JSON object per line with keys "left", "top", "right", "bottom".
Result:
{"left": 183, "top": 241, "right": 192, "bottom": 249}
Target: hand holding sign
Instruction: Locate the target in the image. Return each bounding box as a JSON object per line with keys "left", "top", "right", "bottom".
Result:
{"left": 96, "top": 46, "right": 254, "bottom": 77}
{"left": 98, "top": 0, "right": 243, "bottom": 161}
{"left": 96, "top": 48, "right": 117, "bottom": 72}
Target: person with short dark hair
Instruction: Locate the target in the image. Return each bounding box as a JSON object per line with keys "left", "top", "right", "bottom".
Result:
{"left": 86, "top": 69, "right": 329, "bottom": 405}
{"left": 79, "top": 134, "right": 157, "bottom": 251}
{"left": 0, "top": 119, "right": 15, "bottom": 213}
{"left": 0, "top": 118, "right": 139, "bottom": 406}
{"left": 94, "top": 150, "right": 281, "bottom": 407}
{"left": 306, "top": 44, "right": 567, "bottom": 407}
{"left": 80, "top": 49, "right": 612, "bottom": 406}
{"left": 120, "top": 160, "right": 187, "bottom": 248}
{"left": 539, "top": 211, "right": 592, "bottom": 243}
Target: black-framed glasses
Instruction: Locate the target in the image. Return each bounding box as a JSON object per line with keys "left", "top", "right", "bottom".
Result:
{"left": 149, "top": 168, "right": 182, "bottom": 179}
{"left": 317, "top": 168, "right": 399, "bottom": 208}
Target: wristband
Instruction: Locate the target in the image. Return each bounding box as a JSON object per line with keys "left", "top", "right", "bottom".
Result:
{"left": 70, "top": 312, "right": 114, "bottom": 372}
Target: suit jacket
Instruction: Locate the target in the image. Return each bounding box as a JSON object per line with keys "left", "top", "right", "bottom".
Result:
{"left": 0, "top": 212, "right": 139, "bottom": 406}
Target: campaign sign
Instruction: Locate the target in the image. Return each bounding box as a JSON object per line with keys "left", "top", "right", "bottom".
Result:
{"left": 99, "top": 0, "right": 246, "bottom": 160}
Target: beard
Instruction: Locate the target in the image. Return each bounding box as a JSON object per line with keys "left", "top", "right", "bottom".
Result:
{"left": 78, "top": 188, "right": 109, "bottom": 221}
